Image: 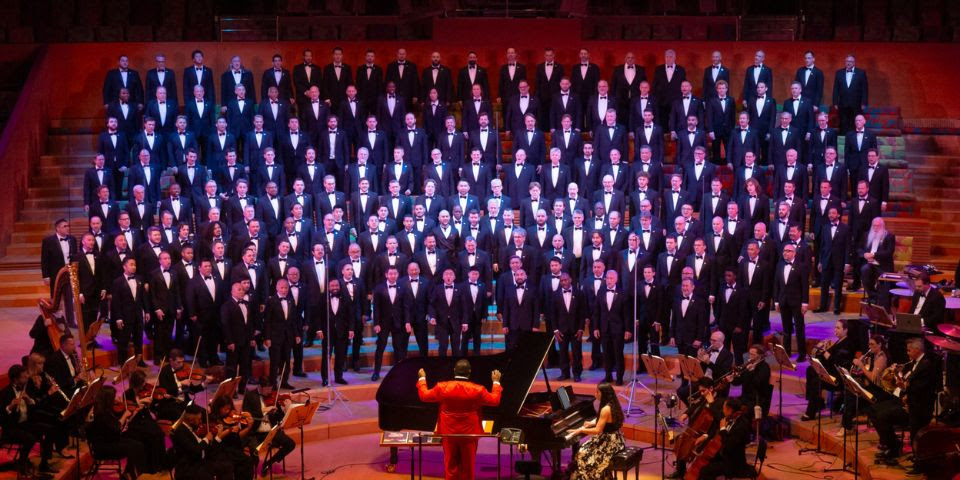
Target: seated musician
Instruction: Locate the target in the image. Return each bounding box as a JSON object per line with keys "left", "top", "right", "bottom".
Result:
{"left": 801, "top": 319, "right": 853, "bottom": 421}
{"left": 669, "top": 378, "right": 723, "bottom": 479}
{"left": 171, "top": 404, "right": 236, "bottom": 480}
{"left": 29, "top": 309, "right": 68, "bottom": 357}
{"left": 732, "top": 344, "right": 772, "bottom": 419}
{"left": 45, "top": 335, "right": 84, "bottom": 397}
{"left": 909, "top": 273, "right": 946, "bottom": 331}
{"left": 0, "top": 364, "right": 56, "bottom": 475}
{"left": 120, "top": 369, "right": 168, "bottom": 473}
{"left": 566, "top": 383, "right": 626, "bottom": 480}
{"left": 858, "top": 217, "right": 895, "bottom": 308}
{"left": 844, "top": 334, "right": 891, "bottom": 431}
{"left": 208, "top": 393, "right": 259, "bottom": 480}
{"left": 416, "top": 359, "right": 502, "bottom": 480}
{"left": 694, "top": 397, "right": 754, "bottom": 480}
{"left": 871, "top": 338, "right": 939, "bottom": 472}
{"left": 677, "top": 331, "right": 733, "bottom": 405}
{"left": 24, "top": 352, "right": 71, "bottom": 456}
{"left": 241, "top": 378, "right": 296, "bottom": 476}
{"left": 158, "top": 348, "right": 205, "bottom": 406}
{"left": 87, "top": 385, "right": 148, "bottom": 480}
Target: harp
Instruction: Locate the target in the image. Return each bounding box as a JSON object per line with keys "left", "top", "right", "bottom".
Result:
{"left": 38, "top": 262, "right": 96, "bottom": 362}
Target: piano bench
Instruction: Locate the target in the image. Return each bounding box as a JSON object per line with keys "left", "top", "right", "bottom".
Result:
{"left": 610, "top": 446, "right": 644, "bottom": 479}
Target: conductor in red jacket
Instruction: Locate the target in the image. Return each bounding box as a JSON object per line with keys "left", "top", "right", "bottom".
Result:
{"left": 417, "top": 360, "right": 503, "bottom": 480}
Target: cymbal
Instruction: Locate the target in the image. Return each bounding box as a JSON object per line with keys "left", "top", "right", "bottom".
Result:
{"left": 925, "top": 334, "right": 960, "bottom": 353}
{"left": 937, "top": 323, "right": 960, "bottom": 339}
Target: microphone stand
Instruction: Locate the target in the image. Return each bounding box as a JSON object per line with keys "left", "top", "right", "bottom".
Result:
{"left": 319, "top": 274, "right": 350, "bottom": 414}
{"left": 622, "top": 256, "right": 645, "bottom": 416}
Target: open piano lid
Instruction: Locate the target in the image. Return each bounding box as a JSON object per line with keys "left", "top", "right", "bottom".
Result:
{"left": 376, "top": 331, "right": 553, "bottom": 432}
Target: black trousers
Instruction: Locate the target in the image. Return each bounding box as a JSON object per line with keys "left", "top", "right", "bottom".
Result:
{"left": 374, "top": 326, "right": 408, "bottom": 375}
{"left": 589, "top": 334, "right": 604, "bottom": 369}
{"left": 860, "top": 263, "right": 890, "bottom": 308}
{"left": 837, "top": 105, "right": 862, "bottom": 135}
{"left": 268, "top": 338, "right": 292, "bottom": 384}
{"left": 152, "top": 313, "right": 175, "bottom": 363}
{"left": 226, "top": 342, "right": 253, "bottom": 383}
{"left": 751, "top": 304, "right": 770, "bottom": 348}
{"left": 257, "top": 428, "right": 296, "bottom": 464}
{"left": 126, "top": 414, "right": 167, "bottom": 473}
{"left": 602, "top": 332, "right": 625, "bottom": 381}
{"left": 435, "top": 325, "right": 462, "bottom": 357}
{"left": 557, "top": 331, "right": 583, "bottom": 377}
{"left": 92, "top": 437, "right": 146, "bottom": 476}
{"left": 460, "top": 312, "right": 484, "bottom": 355}
{"left": 114, "top": 322, "right": 144, "bottom": 364}
{"left": 411, "top": 320, "right": 429, "bottom": 357}
{"left": 721, "top": 323, "right": 748, "bottom": 366}
{"left": 710, "top": 132, "right": 730, "bottom": 165}
{"left": 779, "top": 303, "right": 805, "bottom": 356}
{"left": 350, "top": 315, "right": 364, "bottom": 368}
{"left": 198, "top": 317, "right": 222, "bottom": 365}
{"left": 819, "top": 261, "right": 844, "bottom": 311}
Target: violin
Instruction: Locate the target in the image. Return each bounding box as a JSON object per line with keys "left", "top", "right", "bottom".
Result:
{"left": 174, "top": 366, "right": 206, "bottom": 383}
{"left": 221, "top": 411, "right": 253, "bottom": 428}
{"left": 263, "top": 393, "right": 291, "bottom": 408}
{"left": 137, "top": 382, "right": 168, "bottom": 400}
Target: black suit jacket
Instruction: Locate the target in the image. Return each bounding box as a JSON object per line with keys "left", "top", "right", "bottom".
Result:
{"left": 832, "top": 68, "right": 869, "bottom": 108}
{"left": 818, "top": 221, "right": 851, "bottom": 270}
{"left": 261, "top": 68, "right": 294, "bottom": 103}
{"left": 726, "top": 127, "right": 762, "bottom": 169}
{"left": 97, "top": 131, "right": 130, "bottom": 171}
{"left": 103, "top": 68, "right": 144, "bottom": 105}
{"left": 421, "top": 64, "right": 454, "bottom": 104}
{"left": 182, "top": 65, "right": 216, "bottom": 103}
{"left": 220, "top": 68, "right": 256, "bottom": 105}
{"left": 742, "top": 65, "right": 774, "bottom": 103}
{"left": 146, "top": 68, "right": 178, "bottom": 105}
{"left": 806, "top": 126, "right": 839, "bottom": 166}
{"left": 292, "top": 62, "right": 323, "bottom": 106}
{"left": 701, "top": 64, "right": 731, "bottom": 99}
{"left": 795, "top": 66, "right": 825, "bottom": 108}
{"left": 457, "top": 65, "right": 491, "bottom": 105}
{"left": 772, "top": 260, "right": 809, "bottom": 306}
{"left": 385, "top": 61, "right": 419, "bottom": 108}
{"left": 321, "top": 63, "right": 353, "bottom": 111}
{"left": 670, "top": 293, "right": 708, "bottom": 346}
{"left": 498, "top": 63, "right": 527, "bottom": 102}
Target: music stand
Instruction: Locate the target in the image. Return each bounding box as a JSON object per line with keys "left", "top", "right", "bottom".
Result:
{"left": 861, "top": 302, "right": 894, "bottom": 330}
{"left": 643, "top": 354, "right": 673, "bottom": 480}
{"left": 210, "top": 376, "right": 241, "bottom": 407}
{"left": 769, "top": 344, "right": 796, "bottom": 421}
{"left": 281, "top": 401, "right": 322, "bottom": 480}
{"left": 836, "top": 367, "right": 875, "bottom": 479}
{"left": 319, "top": 284, "right": 350, "bottom": 414}
{"left": 799, "top": 358, "right": 839, "bottom": 460}
{"left": 112, "top": 354, "right": 141, "bottom": 387}
{"left": 676, "top": 355, "right": 703, "bottom": 407}
{"left": 622, "top": 261, "right": 645, "bottom": 416}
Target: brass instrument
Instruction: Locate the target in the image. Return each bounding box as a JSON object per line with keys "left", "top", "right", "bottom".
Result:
{"left": 850, "top": 350, "right": 875, "bottom": 377}
{"left": 878, "top": 364, "right": 903, "bottom": 394}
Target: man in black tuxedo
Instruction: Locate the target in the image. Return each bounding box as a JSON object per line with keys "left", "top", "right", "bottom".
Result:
{"left": 41, "top": 219, "right": 77, "bottom": 296}
{"left": 399, "top": 262, "right": 431, "bottom": 358}
{"left": 593, "top": 109, "right": 628, "bottom": 165}
{"left": 504, "top": 80, "right": 539, "bottom": 137}
{"left": 585, "top": 80, "right": 616, "bottom": 132}
{"left": 98, "top": 118, "right": 130, "bottom": 196}
{"left": 371, "top": 266, "right": 407, "bottom": 381}
{"left": 673, "top": 115, "right": 707, "bottom": 168}
{"left": 184, "top": 85, "right": 215, "bottom": 149}
{"left": 183, "top": 49, "right": 216, "bottom": 104}
{"left": 774, "top": 150, "right": 807, "bottom": 201}
{"left": 220, "top": 55, "right": 257, "bottom": 108}
{"left": 909, "top": 273, "right": 947, "bottom": 332}
{"left": 551, "top": 78, "right": 581, "bottom": 135}
{"left": 748, "top": 82, "right": 777, "bottom": 163}
{"left": 385, "top": 48, "right": 419, "bottom": 110}
{"left": 727, "top": 112, "right": 761, "bottom": 170}
{"left": 221, "top": 279, "right": 257, "bottom": 385}
{"left": 858, "top": 217, "right": 896, "bottom": 307}
{"left": 427, "top": 269, "right": 466, "bottom": 357}
{"left": 570, "top": 48, "right": 599, "bottom": 125}
{"left": 456, "top": 51, "right": 490, "bottom": 106}
{"left": 111, "top": 256, "right": 149, "bottom": 363}
{"left": 74, "top": 233, "right": 105, "bottom": 333}
{"left": 795, "top": 50, "right": 825, "bottom": 111}
{"left": 701, "top": 50, "right": 730, "bottom": 100}
{"left": 421, "top": 51, "right": 454, "bottom": 104}
{"left": 860, "top": 149, "right": 890, "bottom": 210}
{"left": 634, "top": 110, "right": 665, "bottom": 167}
{"left": 848, "top": 182, "right": 882, "bottom": 287}
{"left": 314, "top": 277, "right": 354, "bottom": 386}
{"left": 807, "top": 112, "right": 838, "bottom": 167}
{"left": 652, "top": 49, "right": 686, "bottom": 130}
{"left": 355, "top": 50, "right": 384, "bottom": 115}
{"left": 322, "top": 47, "right": 352, "bottom": 112}
{"left": 260, "top": 87, "right": 292, "bottom": 142}
{"left": 149, "top": 251, "right": 182, "bottom": 364}
{"left": 168, "top": 117, "right": 200, "bottom": 169}
{"left": 669, "top": 278, "right": 708, "bottom": 357}
{"left": 106, "top": 87, "right": 141, "bottom": 138}
{"left": 832, "top": 55, "right": 869, "bottom": 134}
{"left": 131, "top": 117, "right": 166, "bottom": 169}
{"left": 377, "top": 83, "right": 408, "bottom": 148}
{"left": 146, "top": 53, "right": 177, "bottom": 105}
{"left": 782, "top": 82, "right": 817, "bottom": 147}
{"left": 535, "top": 48, "right": 563, "bottom": 131}
{"left": 668, "top": 81, "right": 704, "bottom": 141}
{"left": 103, "top": 54, "right": 144, "bottom": 107}
{"left": 292, "top": 49, "right": 322, "bottom": 112}
{"left": 610, "top": 52, "right": 646, "bottom": 122}
{"left": 145, "top": 86, "right": 178, "bottom": 135}
{"left": 705, "top": 80, "right": 736, "bottom": 164}
{"left": 301, "top": 87, "right": 331, "bottom": 151}
{"left": 773, "top": 244, "right": 809, "bottom": 359}
{"left": 591, "top": 270, "right": 629, "bottom": 385}
{"left": 499, "top": 268, "right": 539, "bottom": 350}
{"left": 768, "top": 112, "right": 801, "bottom": 169}
{"left": 813, "top": 147, "right": 848, "bottom": 206}
{"left": 811, "top": 179, "right": 841, "bottom": 262}
{"left": 739, "top": 240, "right": 772, "bottom": 346}
{"left": 261, "top": 54, "right": 294, "bottom": 106}
{"left": 716, "top": 269, "right": 751, "bottom": 364}
{"left": 742, "top": 50, "right": 774, "bottom": 107}
{"left": 185, "top": 259, "right": 223, "bottom": 367}
{"left": 816, "top": 206, "right": 850, "bottom": 314}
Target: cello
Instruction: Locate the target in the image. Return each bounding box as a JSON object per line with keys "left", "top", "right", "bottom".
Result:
{"left": 673, "top": 394, "right": 717, "bottom": 463}
{"left": 685, "top": 410, "right": 745, "bottom": 480}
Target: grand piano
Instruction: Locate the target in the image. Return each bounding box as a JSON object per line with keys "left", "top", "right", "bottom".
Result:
{"left": 376, "top": 332, "right": 597, "bottom": 474}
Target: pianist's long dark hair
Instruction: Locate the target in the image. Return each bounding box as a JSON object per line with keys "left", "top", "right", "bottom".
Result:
{"left": 597, "top": 383, "right": 624, "bottom": 429}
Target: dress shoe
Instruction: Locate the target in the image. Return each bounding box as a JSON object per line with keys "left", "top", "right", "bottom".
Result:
{"left": 280, "top": 382, "right": 295, "bottom": 390}
{"left": 556, "top": 374, "right": 570, "bottom": 381}
{"left": 38, "top": 462, "right": 58, "bottom": 474}
{"left": 293, "top": 370, "right": 307, "bottom": 378}
{"left": 335, "top": 378, "right": 348, "bottom": 385}
{"left": 588, "top": 364, "right": 601, "bottom": 371}
{"left": 800, "top": 413, "right": 816, "bottom": 421}
{"left": 371, "top": 373, "right": 380, "bottom": 381}
{"left": 833, "top": 309, "right": 842, "bottom": 315}
{"left": 796, "top": 354, "right": 807, "bottom": 363}
{"left": 573, "top": 375, "right": 582, "bottom": 382}
{"left": 322, "top": 379, "right": 329, "bottom": 387}
{"left": 603, "top": 375, "right": 614, "bottom": 383}
{"left": 260, "top": 459, "right": 273, "bottom": 476}
{"left": 814, "top": 307, "right": 828, "bottom": 313}
{"left": 615, "top": 379, "right": 624, "bottom": 386}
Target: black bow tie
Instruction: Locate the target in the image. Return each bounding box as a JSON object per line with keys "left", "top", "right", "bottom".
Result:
{"left": 127, "top": 276, "right": 136, "bottom": 281}
{"left": 757, "top": 95, "right": 765, "bottom": 99}
{"left": 204, "top": 275, "right": 212, "bottom": 280}
{"left": 599, "top": 96, "right": 606, "bottom": 99}
{"left": 683, "top": 296, "right": 691, "bottom": 301}
{"left": 445, "top": 285, "right": 454, "bottom": 290}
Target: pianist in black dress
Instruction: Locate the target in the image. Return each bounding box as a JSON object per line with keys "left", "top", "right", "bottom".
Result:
{"left": 567, "top": 383, "right": 625, "bottom": 480}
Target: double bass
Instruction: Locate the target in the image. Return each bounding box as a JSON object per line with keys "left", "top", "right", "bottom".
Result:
{"left": 684, "top": 410, "right": 744, "bottom": 480}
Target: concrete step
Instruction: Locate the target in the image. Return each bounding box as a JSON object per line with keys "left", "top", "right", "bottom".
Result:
{"left": 904, "top": 133, "right": 960, "bottom": 155}
{"left": 23, "top": 197, "right": 83, "bottom": 209}
{"left": 39, "top": 154, "right": 93, "bottom": 167}
{"left": 918, "top": 198, "right": 960, "bottom": 209}
{"left": 39, "top": 164, "right": 89, "bottom": 176}
{"left": 922, "top": 210, "right": 960, "bottom": 222}
{"left": 5, "top": 244, "right": 41, "bottom": 257}
{"left": 26, "top": 186, "right": 85, "bottom": 198}
{"left": 46, "top": 134, "right": 97, "bottom": 155}
{"left": 0, "top": 292, "right": 45, "bottom": 308}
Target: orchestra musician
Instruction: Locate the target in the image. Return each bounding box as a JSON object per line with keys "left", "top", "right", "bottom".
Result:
{"left": 693, "top": 397, "right": 754, "bottom": 480}
{"left": 801, "top": 319, "right": 853, "bottom": 421}
{"left": 846, "top": 334, "right": 891, "bottom": 431}
{"left": 669, "top": 377, "right": 723, "bottom": 479}
{"left": 0, "top": 364, "right": 57, "bottom": 475}
{"left": 170, "top": 404, "right": 236, "bottom": 480}
{"left": 731, "top": 345, "right": 772, "bottom": 418}
{"left": 678, "top": 331, "right": 733, "bottom": 404}
{"left": 241, "top": 378, "right": 296, "bottom": 476}
{"left": 208, "top": 393, "right": 259, "bottom": 480}
{"left": 566, "top": 383, "right": 626, "bottom": 480}
{"left": 122, "top": 369, "right": 170, "bottom": 472}
{"left": 87, "top": 385, "right": 149, "bottom": 479}
{"left": 416, "top": 359, "right": 502, "bottom": 480}
{"left": 870, "top": 338, "right": 939, "bottom": 471}
{"left": 157, "top": 348, "right": 204, "bottom": 416}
